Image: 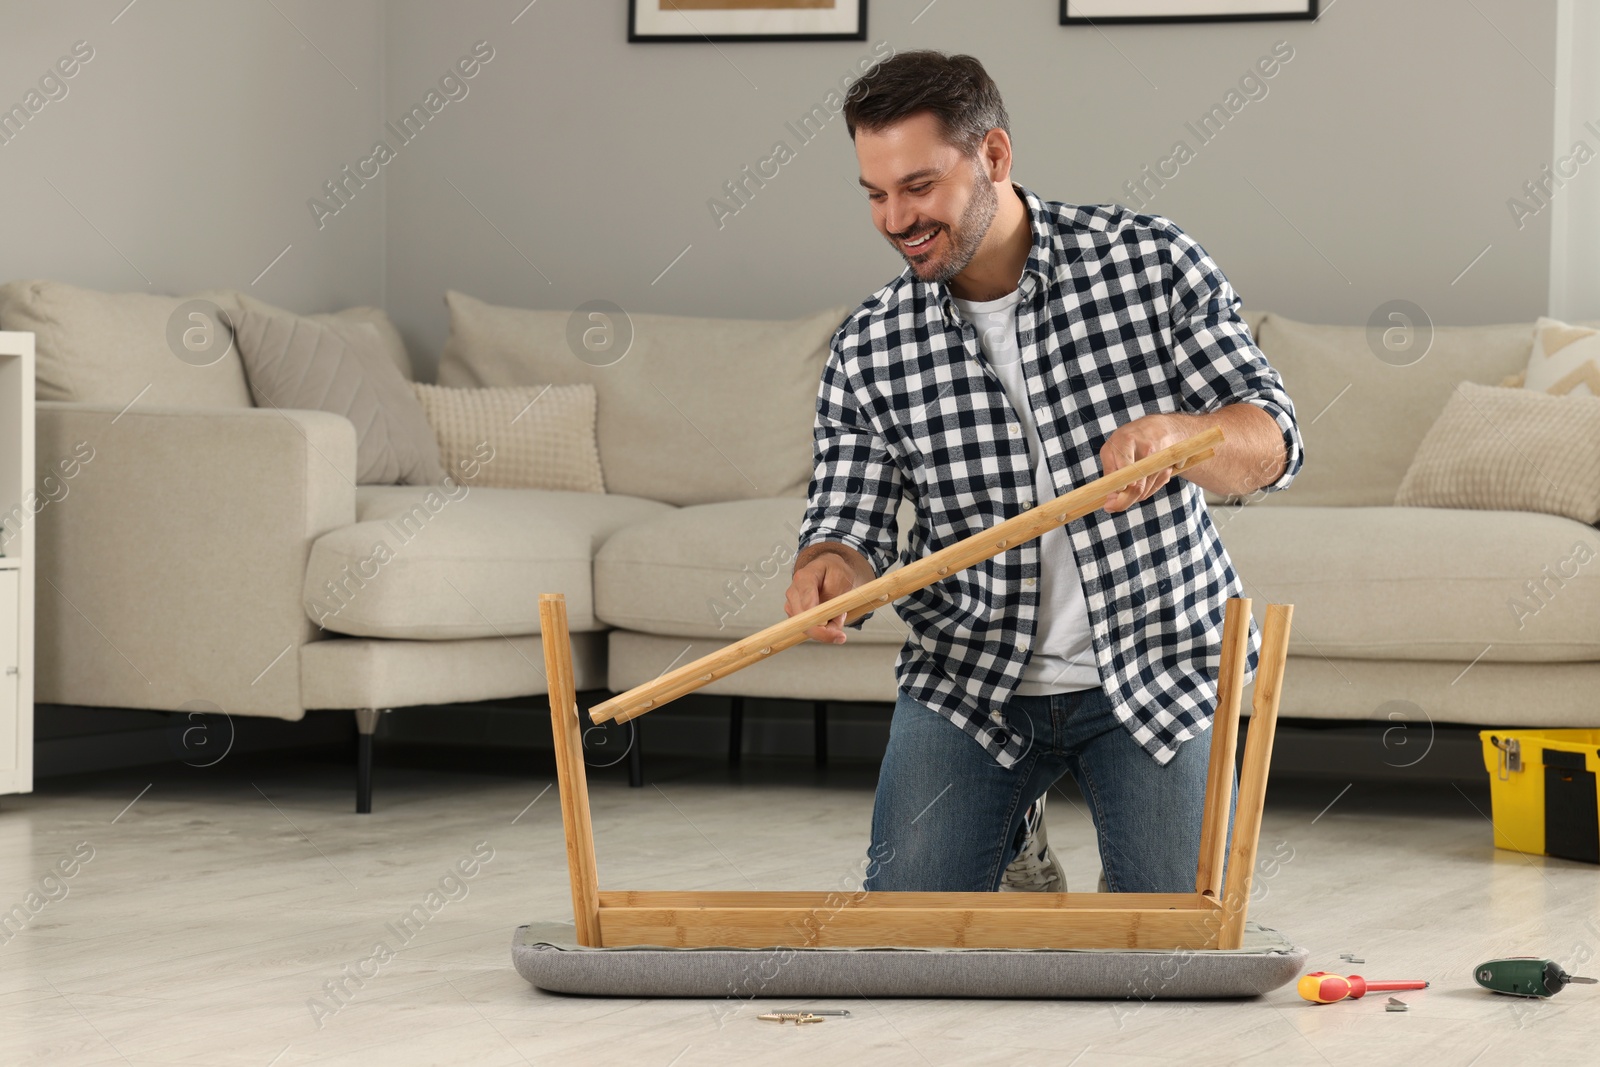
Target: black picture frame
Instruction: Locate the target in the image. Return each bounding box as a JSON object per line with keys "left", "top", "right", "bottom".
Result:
{"left": 1061, "top": 0, "right": 1316, "bottom": 25}
{"left": 629, "top": 0, "right": 868, "bottom": 43}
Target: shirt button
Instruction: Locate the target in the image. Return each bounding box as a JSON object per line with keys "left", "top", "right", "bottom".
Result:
{"left": 1018, "top": 642, "right": 1030, "bottom": 653}
{"left": 1008, "top": 423, "right": 1021, "bottom": 435}
{"left": 1024, "top": 578, "right": 1037, "bottom": 587}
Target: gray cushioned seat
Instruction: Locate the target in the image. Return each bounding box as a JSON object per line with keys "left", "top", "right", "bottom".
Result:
{"left": 512, "top": 921, "right": 1307, "bottom": 999}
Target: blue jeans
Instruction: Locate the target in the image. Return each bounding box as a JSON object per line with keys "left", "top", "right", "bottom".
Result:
{"left": 862, "top": 687, "right": 1233, "bottom": 893}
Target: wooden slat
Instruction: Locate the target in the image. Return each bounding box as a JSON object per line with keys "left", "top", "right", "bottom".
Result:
{"left": 1217, "top": 602, "right": 1293, "bottom": 949}
{"left": 1195, "top": 597, "right": 1250, "bottom": 899}
{"left": 540, "top": 593, "right": 601, "bottom": 947}
{"left": 598, "top": 903, "right": 1223, "bottom": 950}
{"left": 598, "top": 889, "right": 1208, "bottom": 911}
{"left": 588, "top": 428, "right": 1222, "bottom": 725}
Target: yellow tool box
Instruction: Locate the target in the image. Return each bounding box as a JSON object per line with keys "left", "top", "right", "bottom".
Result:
{"left": 1480, "top": 729, "right": 1600, "bottom": 864}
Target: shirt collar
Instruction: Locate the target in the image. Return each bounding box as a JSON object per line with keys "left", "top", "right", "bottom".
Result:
{"left": 930, "top": 183, "right": 1058, "bottom": 326}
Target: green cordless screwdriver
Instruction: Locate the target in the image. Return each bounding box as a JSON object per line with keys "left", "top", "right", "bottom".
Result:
{"left": 1474, "top": 957, "right": 1599, "bottom": 998}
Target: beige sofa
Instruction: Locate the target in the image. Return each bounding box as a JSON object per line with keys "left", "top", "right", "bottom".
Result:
{"left": 445, "top": 294, "right": 1600, "bottom": 747}
{"left": 9, "top": 278, "right": 1598, "bottom": 811}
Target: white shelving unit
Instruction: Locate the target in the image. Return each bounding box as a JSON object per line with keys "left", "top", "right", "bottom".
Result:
{"left": 0, "top": 331, "right": 34, "bottom": 797}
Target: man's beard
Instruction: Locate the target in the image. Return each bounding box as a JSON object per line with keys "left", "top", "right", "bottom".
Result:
{"left": 892, "top": 167, "right": 1000, "bottom": 284}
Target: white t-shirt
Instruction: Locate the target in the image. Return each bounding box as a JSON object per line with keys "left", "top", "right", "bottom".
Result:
{"left": 951, "top": 288, "right": 1100, "bottom": 694}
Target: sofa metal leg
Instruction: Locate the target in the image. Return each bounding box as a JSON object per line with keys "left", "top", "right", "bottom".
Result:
{"left": 814, "top": 700, "right": 828, "bottom": 769}
{"left": 354, "top": 708, "right": 382, "bottom": 814}
{"left": 627, "top": 715, "right": 643, "bottom": 788}
{"left": 728, "top": 697, "right": 744, "bottom": 766}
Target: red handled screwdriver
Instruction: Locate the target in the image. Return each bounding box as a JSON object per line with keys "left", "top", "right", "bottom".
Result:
{"left": 1297, "top": 971, "right": 1430, "bottom": 1004}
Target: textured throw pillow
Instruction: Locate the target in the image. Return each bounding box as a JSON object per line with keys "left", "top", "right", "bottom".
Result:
{"left": 1524, "top": 316, "right": 1600, "bottom": 396}
{"left": 1395, "top": 382, "right": 1600, "bottom": 523}
{"left": 409, "top": 382, "right": 605, "bottom": 493}
{"left": 230, "top": 307, "right": 445, "bottom": 486}
{"left": 229, "top": 291, "right": 413, "bottom": 379}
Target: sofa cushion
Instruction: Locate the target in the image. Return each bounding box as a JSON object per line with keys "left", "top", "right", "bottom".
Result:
{"left": 0, "top": 278, "right": 253, "bottom": 407}
{"left": 1523, "top": 316, "right": 1600, "bottom": 396}
{"left": 231, "top": 306, "right": 445, "bottom": 486}
{"left": 230, "top": 291, "right": 413, "bottom": 379}
{"left": 1396, "top": 383, "right": 1600, "bottom": 524}
{"left": 1215, "top": 504, "right": 1600, "bottom": 661}
{"left": 305, "top": 486, "right": 672, "bottom": 639}
{"left": 1249, "top": 314, "right": 1543, "bottom": 507}
{"left": 437, "top": 290, "right": 849, "bottom": 507}
{"left": 409, "top": 381, "right": 605, "bottom": 493}
{"left": 594, "top": 498, "right": 908, "bottom": 644}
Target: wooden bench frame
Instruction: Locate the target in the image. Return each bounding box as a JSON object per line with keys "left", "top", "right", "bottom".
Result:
{"left": 541, "top": 427, "right": 1294, "bottom": 950}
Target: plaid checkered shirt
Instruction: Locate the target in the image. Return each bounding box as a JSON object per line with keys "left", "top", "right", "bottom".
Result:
{"left": 797, "top": 185, "right": 1304, "bottom": 765}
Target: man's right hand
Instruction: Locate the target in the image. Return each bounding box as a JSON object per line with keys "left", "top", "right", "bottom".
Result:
{"left": 784, "top": 545, "right": 874, "bottom": 644}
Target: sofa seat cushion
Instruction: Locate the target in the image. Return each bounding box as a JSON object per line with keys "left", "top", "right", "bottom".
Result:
{"left": 1216, "top": 504, "right": 1600, "bottom": 661}
{"left": 594, "top": 498, "right": 907, "bottom": 644}
{"left": 305, "top": 486, "right": 672, "bottom": 639}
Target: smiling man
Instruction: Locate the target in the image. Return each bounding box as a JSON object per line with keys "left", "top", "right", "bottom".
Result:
{"left": 784, "top": 52, "right": 1304, "bottom": 894}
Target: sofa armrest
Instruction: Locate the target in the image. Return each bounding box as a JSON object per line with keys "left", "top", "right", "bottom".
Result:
{"left": 35, "top": 401, "right": 356, "bottom": 718}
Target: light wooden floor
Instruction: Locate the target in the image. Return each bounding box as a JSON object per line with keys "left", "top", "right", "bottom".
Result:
{"left": 1, "top": 752, "right": 1596, "bottom": 1066}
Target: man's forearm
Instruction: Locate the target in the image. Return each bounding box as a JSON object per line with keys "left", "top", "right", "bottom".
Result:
{"left": 1165, "top": 404, "right": 1287, "bottom": 496}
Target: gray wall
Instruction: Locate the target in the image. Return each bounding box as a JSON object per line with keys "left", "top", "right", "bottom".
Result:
{"left": 0, "top": 1, "right": 1562, "bottom": 374}
{"left": 0, "top": 0, "right": 386, "bottom": 315}
{"left": 384, "top": 0, "right": 1558, "bottom": 379}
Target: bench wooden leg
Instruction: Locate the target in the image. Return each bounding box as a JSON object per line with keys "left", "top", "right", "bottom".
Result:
{"left": 1217, "top": 602, "right": 1293, "bottom": 949}
{"left": 1196, "top": 599, "right": 1250, "bottom": 898}
{"left": 541, "top": 594, "right": 602, "bottom": 946}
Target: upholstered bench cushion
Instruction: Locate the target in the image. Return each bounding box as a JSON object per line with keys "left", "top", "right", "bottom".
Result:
{"left": 512, "top": 921, "right": 1307, "bottom": 999}
{"left": 305, "top": 486, "right": 671, "bottom": 638}
{"left": 593, "top": 498, "right": 909, "bottom": 644}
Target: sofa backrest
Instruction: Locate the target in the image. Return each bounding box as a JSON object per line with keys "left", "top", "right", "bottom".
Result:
{"left": 1249, "top": 312, "right": 1599, "bottom": 507}
{"left": 0, "top": 279, "right": 254, "bottom": 407}
{"left": 438, "top": 290, "right": 849, "bottom": 507}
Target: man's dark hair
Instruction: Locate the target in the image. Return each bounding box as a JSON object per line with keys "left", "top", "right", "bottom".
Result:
{"left": 843, "top": 51, "right": 1010, "bottom": 156}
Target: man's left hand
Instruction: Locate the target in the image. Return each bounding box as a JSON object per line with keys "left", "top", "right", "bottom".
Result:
{"left": 1098, "top": 412, "right": 1195, "bottom": 513}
